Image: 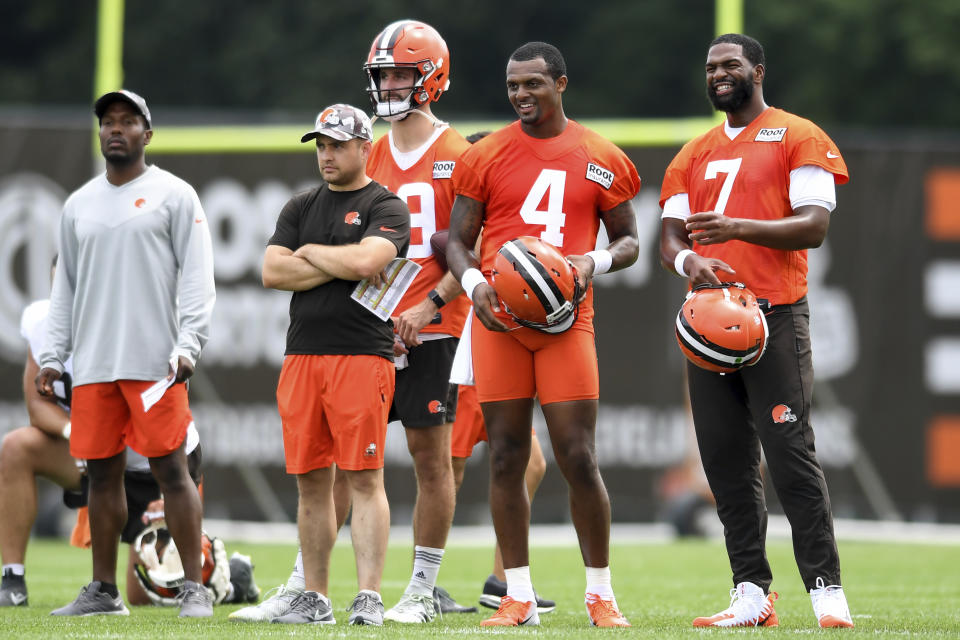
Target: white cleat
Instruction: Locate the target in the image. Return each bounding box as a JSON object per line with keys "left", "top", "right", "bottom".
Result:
{"left": 810, "top": 577, "right": 854, "bottom": 628}
{"left": 692, "top": 581, "right": 779, "bottom": 628}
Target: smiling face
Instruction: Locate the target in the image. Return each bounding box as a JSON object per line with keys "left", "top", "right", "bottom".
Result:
{"left": 705, "top": 42, "right": 761, "bottom": 113}
{"left": 506, "top": 57, "right": 567, "bottom": 135}
{"left": 98, "top": 101, "right": 151, "bottom": 166}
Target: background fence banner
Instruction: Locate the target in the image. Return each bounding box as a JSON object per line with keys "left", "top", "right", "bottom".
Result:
{"left": 1, "top": 122, "right": 958, "bottom": 526}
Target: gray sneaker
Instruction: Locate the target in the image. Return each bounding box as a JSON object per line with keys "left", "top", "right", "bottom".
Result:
{"left": 271, "top": 590, "right": 335, "bottom": 624}
{"left": 229, "top": 581, "right": 303, "bottom": 622}
{"left": 51, "top": 582, "right": 129, "bottom": 616}
{"left": 434, "top": 585, "right": 477, "bottom": 614}
{"left": 0, "top": 570, "right": 28, "bottom": 607}
{"left": 178, "top": 580, "right": 213, "bottom": 618}
{"left": 348, "top": 590, "right": 384, "bottom": 626}
{"left": 228, "top": 552, "right": 260, "bottom": 603}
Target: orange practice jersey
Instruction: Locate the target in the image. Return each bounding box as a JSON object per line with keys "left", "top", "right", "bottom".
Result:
{"left": 369, "top": 126, "right": 470, "bottom": 337}
{"left": 660, "top": 107, "right": 849, "bottom": 306}
{"left": 454, "top": 120, "right": 641, "bottom": 325}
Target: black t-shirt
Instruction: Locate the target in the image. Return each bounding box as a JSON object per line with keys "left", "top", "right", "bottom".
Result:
{"left": 268, "top": 180, "right": 410, "bottom": 358}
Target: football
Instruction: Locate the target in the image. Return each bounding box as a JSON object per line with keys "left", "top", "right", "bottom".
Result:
{"left": 429, "top": 230, "right": 449, "bottom": 271}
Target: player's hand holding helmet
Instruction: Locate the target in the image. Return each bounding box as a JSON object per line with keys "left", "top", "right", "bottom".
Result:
{"left": 675, "top": 282, "right": 768, "bottom": 373}
{"left": 133, "top": 520, "right": 230, "bottom": 606}
{"left": 491, "top": 236, "right": 581, "bottom": 333}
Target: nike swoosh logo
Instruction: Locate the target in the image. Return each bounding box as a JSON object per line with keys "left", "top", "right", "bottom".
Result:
{"left": 379, "top": 226, "right": 395, "bottom": 233}
{"left": 9, "top": 593, "right": 26, "bottom": 605}
{"left": 826, "top": 151, "right": 839, "bottom": 158}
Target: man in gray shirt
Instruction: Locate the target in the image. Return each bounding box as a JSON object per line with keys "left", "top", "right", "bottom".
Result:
{"left": 36, "top": 90, "right": 216, "bottom": 618}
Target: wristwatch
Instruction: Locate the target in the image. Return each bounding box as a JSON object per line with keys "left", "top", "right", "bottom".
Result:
{"left": 427, "top": 289, "right": 446, "bottom": 309}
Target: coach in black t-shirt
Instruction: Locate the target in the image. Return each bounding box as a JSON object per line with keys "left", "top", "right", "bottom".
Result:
{"left": 262, "top": 103, "right": 409, "bottom": 625}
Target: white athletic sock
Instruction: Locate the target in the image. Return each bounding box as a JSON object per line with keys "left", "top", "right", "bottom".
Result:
{"left": 406, "top": 546, "right": 444, "bottom": 596}
{"left": 586, "top": 565, "right": 614, "bottom": 599}
{"left": 504, "top": 566, "right": 536, "bottom": 603}
{"left": 289, "top": 548, "right": 305, "bottom": 590}
{"left": 2, "top": 564, "right": 25, "bottom": 576}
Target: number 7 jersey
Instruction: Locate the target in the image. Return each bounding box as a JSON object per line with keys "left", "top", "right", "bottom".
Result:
{"left": 660, "top": 107, "right": 849, "bottom": 305}
{"left": 453, "top": 120, "right": 641, "bottom": 323}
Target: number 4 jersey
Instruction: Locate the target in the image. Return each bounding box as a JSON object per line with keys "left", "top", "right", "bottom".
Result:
{"left": 368, "top": 126, "right": 471, "bottom": 338}
{"left": 660, "top": 107, "right": 849, "bottom": 305}
{"left": 453, "top": 120, "right": 641, "bottom": 325}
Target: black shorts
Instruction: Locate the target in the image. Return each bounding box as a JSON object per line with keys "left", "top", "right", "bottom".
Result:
{"left": 64, "top": 445, "right": 203, "bottom": 544}
{"left": 389, "top": 337, "right": 459, "bottom": 428}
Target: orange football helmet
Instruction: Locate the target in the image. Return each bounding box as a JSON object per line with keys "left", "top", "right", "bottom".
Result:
{"left": 133, "top": 521, "right": 230, "bottom": 606}
{"left": 675, "top": 282, "right": 768, "bottom": 373}
{"left": 492, "top": 236, "right": 581, "bottom": 333}
{"left": 364, "top": 20, "right": 450, "bottom": 120}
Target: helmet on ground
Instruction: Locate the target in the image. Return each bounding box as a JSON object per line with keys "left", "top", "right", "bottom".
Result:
{"left": 675, "top": 282, "right": 768, "bottom": 373}
{"left": 364, "top": 20, "right": 450, "bottom": 120}
{"left": 492, "top": 236, "right": 581, "bottom": 333}
{"left": 133, "top": 520, "right": 230, "bottom": 606}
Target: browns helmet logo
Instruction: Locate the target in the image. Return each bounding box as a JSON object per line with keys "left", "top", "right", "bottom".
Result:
{"left": 318, "top": 107, "right": 341, "bottom": 126}
{"left": 344, "top": 211, "right": 361, "bottom": 225}
{"left": 134, "top": 198, "right": 146, "bottom": 208}
{"left": 771, "top": 404, "right": 798, "bottom": 423}
{"left": 427, "top": 400, "right": 444, "bottom": 414}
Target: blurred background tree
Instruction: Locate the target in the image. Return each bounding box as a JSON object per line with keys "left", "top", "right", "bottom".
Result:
{"left": 0, "top": 0, "right": 957, "bottom": 129}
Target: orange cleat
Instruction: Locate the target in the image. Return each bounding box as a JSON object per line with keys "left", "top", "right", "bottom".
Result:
{"left": 693, "top": 582, "right": 779, "bottom": 628}
{"left": 480, "top": 595, "right": 539, "bottom": 627}
{"left": 585, "top": 593, "right": 631, "bottom": 627}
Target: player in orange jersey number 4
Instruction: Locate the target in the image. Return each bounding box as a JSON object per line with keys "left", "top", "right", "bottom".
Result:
{"left": 447, "top": 42, "right": 637, "bottom": 628}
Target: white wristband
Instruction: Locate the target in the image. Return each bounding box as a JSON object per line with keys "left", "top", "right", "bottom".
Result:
{"left": 585, "top": 249, "right": 613, "bottom": 275}
{"left": 460, "top": 268, "right": 488, "bottom": 302}
{"left": 62, "top": 421, "right": 71, "bottom": 440}
{"left": 674, "top": 249, "right": 696, "bottom": 277}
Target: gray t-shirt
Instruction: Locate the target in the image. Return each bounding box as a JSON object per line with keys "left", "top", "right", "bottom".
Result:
{"left": 39, "top": 165, "right": 216, "bottom": 385}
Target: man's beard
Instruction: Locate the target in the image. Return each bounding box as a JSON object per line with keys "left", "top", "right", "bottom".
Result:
{"left": 708, "top": 77, "right": 753, "bottom": 112}
{"left": 104, "top": 148, "right": 137, "bottom": 168}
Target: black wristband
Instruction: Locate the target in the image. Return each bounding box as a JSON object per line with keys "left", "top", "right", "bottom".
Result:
{"left": 427, "top": 289, "right": 446, "bottom": 308}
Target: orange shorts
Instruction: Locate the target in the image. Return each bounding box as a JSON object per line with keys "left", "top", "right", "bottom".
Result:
{"left": 472, "top": 322, "right": 599, "bottom": 404}
{"left": 71, "top": 381, "right": 192, "bottom": 459}
{"left": 451, "top": 384, "right": 486, "bottom": 458}
{"left": 277, "top": 354, "right": 393, "bottom": 474}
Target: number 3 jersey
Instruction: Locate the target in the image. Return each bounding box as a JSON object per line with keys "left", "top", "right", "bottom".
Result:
{"left": 660, "top": 107, "right": 849, "bottom": 305}
{"left": 453, "top": 120, "right": 641, "bottom": 325}
{"left": 368, "top": 126, "right": 470, "bottom": 338}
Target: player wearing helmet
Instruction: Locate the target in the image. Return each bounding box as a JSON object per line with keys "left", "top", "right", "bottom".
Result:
{"left": 363, "top": 19, "right": 471, "bottom": 624}
{"left": 659, "top": 33, "right": 853, "bottom": 629}
{"left": 447, "top": 42, "right": 639, "bottom": 628}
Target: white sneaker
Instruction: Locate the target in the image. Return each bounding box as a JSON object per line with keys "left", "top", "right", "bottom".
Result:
{"left": 384, "top": 592, "right": 438, "bottom": 623}
{"left": 810, "top": 577, "right": 854, "bottom": 628}
{"left": 229, "top": 582, "right": 303, "bottom": 622}
{"left": 692, "top": 581, "right": 779, "bottom": 628}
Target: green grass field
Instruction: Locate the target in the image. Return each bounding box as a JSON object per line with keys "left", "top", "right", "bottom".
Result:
{"left": 2, "top": 537, "right": 959, "bottom": 638}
